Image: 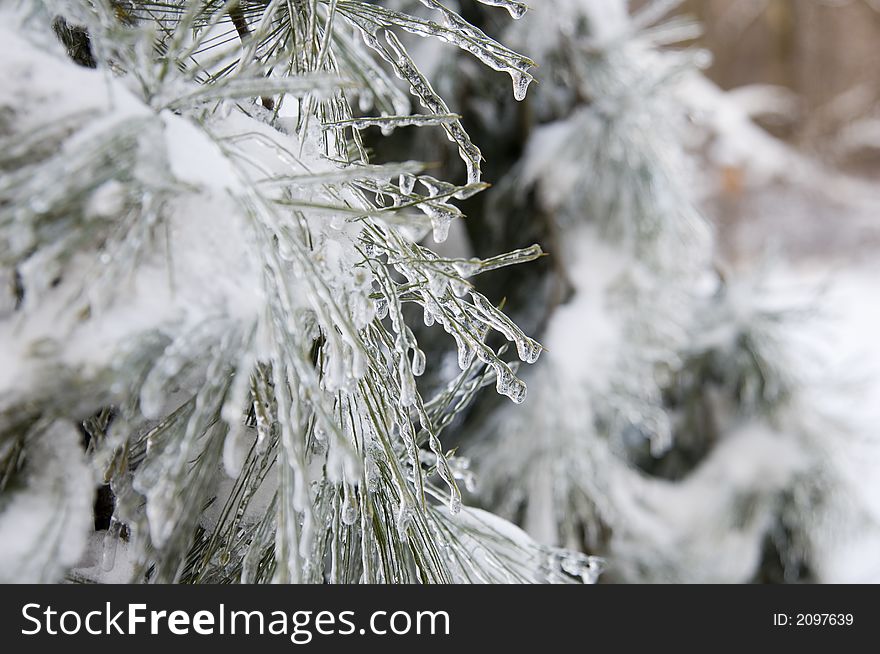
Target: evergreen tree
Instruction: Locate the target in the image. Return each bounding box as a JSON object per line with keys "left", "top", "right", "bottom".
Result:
{"left": 1, "top": 0, "right": 876, "bottom": 585}
{"left": 445, "top": 0, "right": 876, "bottom": 583}
{"left": 0, "top": 0, "right": 600, "bottom": 583}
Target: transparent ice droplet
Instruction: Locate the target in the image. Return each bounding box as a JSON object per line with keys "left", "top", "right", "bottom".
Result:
{"left": 398, "top": 172, "right": 416, "bottom": 195}
{"left": 418, "top": 175, "right": 454, "bottom": 198}
{"left": 512, "top": 71, "right": 532, "bottom": 102}
{"left": 477, "top": 0, "right": 528, "bottom": 20}
{"left": 453, "top": 183, "right": 486, "bottom": 201}
{"left": 495, "top": 366, "right": 527, "bottom": 404}
{"left": 341, "top": 485, "right": 358, "bottom": 526}
{"left": 465, "top": 159, "right": 480, "bottom": 185}
{"left": 515, "top": 336, "right": 542, "bottom": 364}
{"left": 375, "top": 297, "right": 389, "bottom": 320}
{"left": 508, "top": 2, "right": 527, "bottom": 19}
{"left": 411, "top": 347, "right": 426, "bottom": 377}
{"left": 450, "top": 278, "right": 470, "bottom": 297}
{"left": 506, "top": 378, "right": 527, "bottom": 404}
{"left": 427, "top": 270, "right": 448, "bottom": 297}
{"left": 398, "top": 356, "right": 416, "bottom": 408}
{"left": 495, "top": 367, "right": 511, "bottom": 393}
{"left": 430, "top": 212, "right": 452, "bottom": 243}
{"left": 455, "top": 335, "right": 475, "bottom": 370}
{"left": 448, "top": 491, "right": 462, "bottom": 515}
{"left": 342, "top": 502, "right": 358, "bottom": 526}
{"left": 453, "top": 259, "right": 481, "bottom": 278}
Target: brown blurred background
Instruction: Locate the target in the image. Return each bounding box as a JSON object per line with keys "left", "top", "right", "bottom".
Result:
{"left": 685, "top": 0, "right": 880, "bottom": 168}
{"left": 644, "top": 0, "right": 880, "bottom": 264}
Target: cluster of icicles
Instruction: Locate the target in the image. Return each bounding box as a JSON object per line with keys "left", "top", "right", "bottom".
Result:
{"left": 367, "top": 171, "right": 544, "bottom": 406}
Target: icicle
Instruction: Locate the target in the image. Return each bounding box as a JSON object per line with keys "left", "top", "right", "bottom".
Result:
{"left": 422, "top": 427, "right": 463, "bottom": 516}
{"left": 512, "top": 71, "right": 532, "bottom": 102}
{"left": 470, "top": 292, "right": 543, "bottom": 364}
{"left": 418, "top": 175, "right": 455, "bottom": 197}
{"left": 366, "top": 28, "right": 485, "bottom": 183}
{"left": 334, "top": 114, "right": 460, "bottom": 132}
{"left": 454, "top": 182, "right": 488, "bottom": 201}
{"left": 494, "top": 364, "right": 527, "bottom": 404}
{"left": 398, "top": 355, "right": 417, "bottom": 408}
{"left": 375, "top": 297, "right": 389, "bottom": 320}
{"left": 450, "top": 278, "right": 470, "bottom": 297}
{"left": 413, "top": 1, "right": 535, "bottom": 104}
{"left": 453, "top": 332, "right": 476, "bottom": 370}
{"left": 464, "top": 158, "right": 480, "bottom": 186}
{"left": 399, "top": 172, "right": 417, "bottom": 195}
{"left": 427, "top": 269, "right": 449, "bottom": 296}
{"left": 341, "top": 483, "right": 359, "bottom": 526}
{"left": 426, "top": 204, "right": 456, "bottom": 243}
{"left": 476, "top": 0, "right": 529, "bottom": 20}
{"left": 411, "top": 347, "right": 426, "bottom": 377}
{"left": 515, "top": 337, "right": 543, "bottom": 364}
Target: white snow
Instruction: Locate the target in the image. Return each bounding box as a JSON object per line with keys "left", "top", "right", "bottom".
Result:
{"left": 0, "top": 421, "right": 94, "bottom": 583}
